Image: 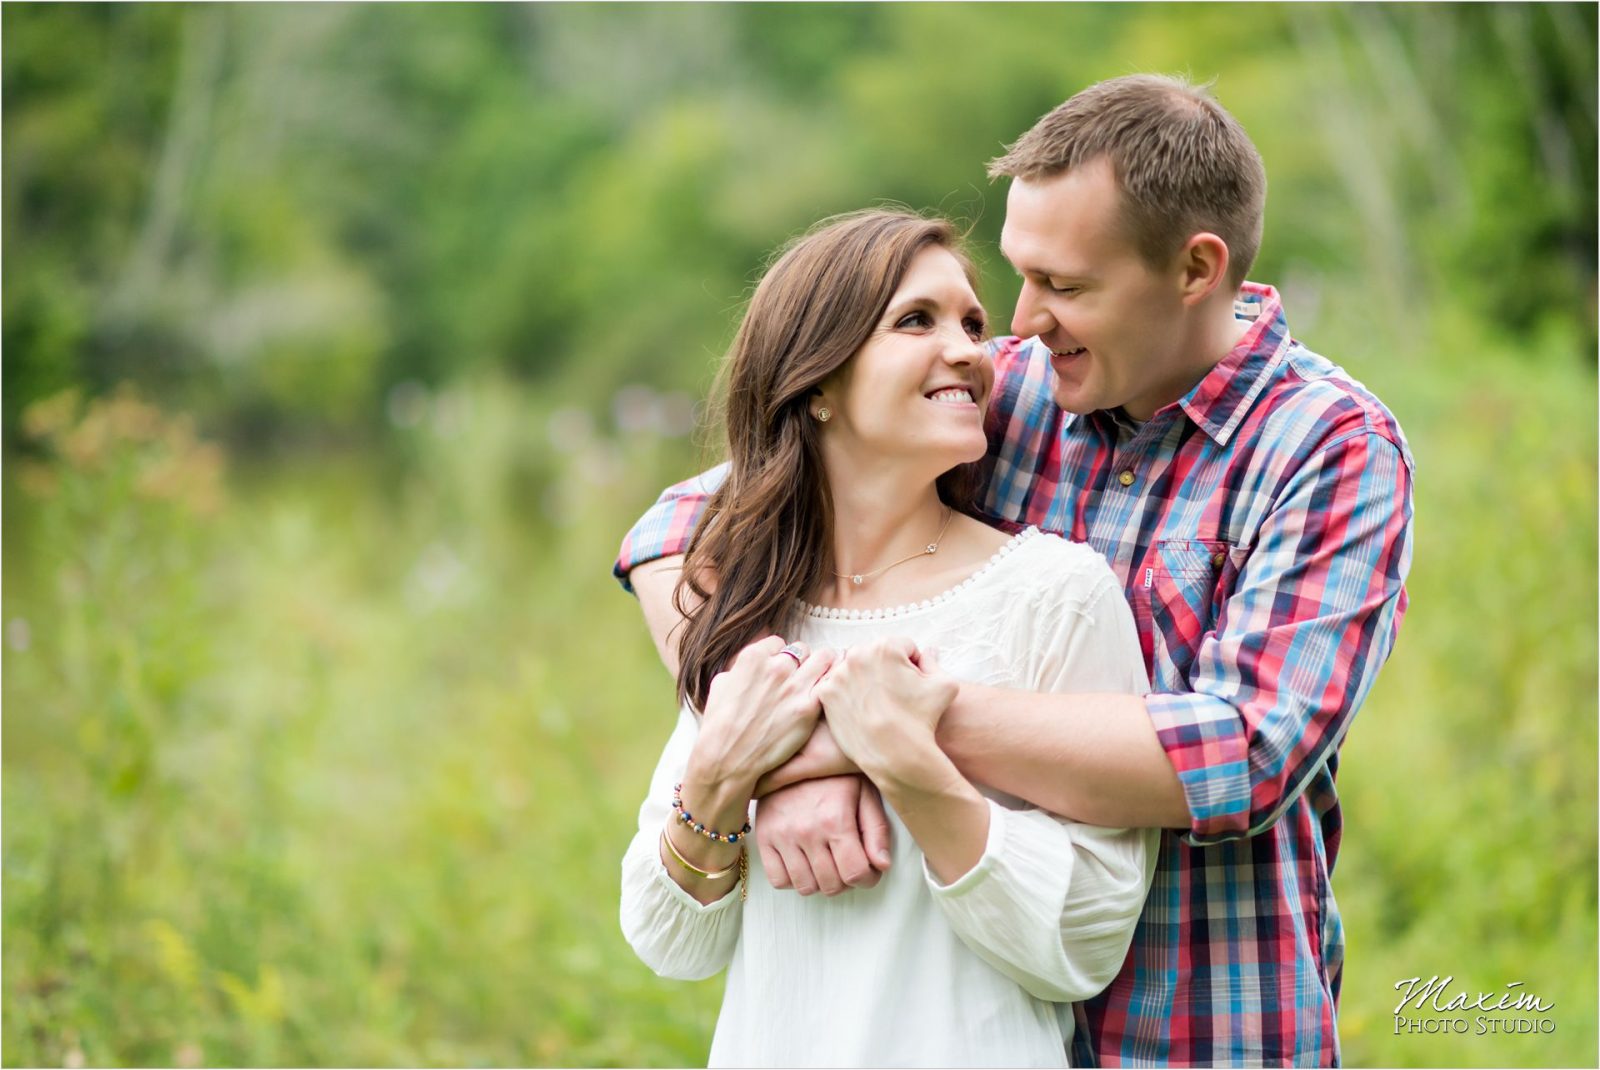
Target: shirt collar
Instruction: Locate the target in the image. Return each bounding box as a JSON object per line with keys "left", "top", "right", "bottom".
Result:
{"left": 1168, "top": 281, "right": 1291, "bottom": 447}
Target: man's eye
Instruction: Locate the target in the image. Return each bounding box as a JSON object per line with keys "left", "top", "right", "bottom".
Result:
{"left": 1047, "top": 280, "right": 1079, "bottom": 295}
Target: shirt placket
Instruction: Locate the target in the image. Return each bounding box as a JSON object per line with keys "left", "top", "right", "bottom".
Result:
{"left": 1083, "top": 414, "right": 1168, "bottom": 581}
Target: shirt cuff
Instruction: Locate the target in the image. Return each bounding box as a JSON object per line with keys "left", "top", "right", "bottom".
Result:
{"left": 923, "top": 798, "right": 1008, "bottom": 896}
{"left": 1145, "top": 691, "right": 1253, "bottom": 843}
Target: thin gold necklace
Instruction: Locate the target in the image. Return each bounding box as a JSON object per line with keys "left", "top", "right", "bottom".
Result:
{"left": 832, "top": 507, "right": 955, "bottom": 587}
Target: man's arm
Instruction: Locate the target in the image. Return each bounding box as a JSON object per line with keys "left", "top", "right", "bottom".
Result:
{"left": 616, "top": 464, "right": 888, "bottom": 893}
{"left": 938, "top": 690, "right": 1191, "bottom": 827}
{"left": 631, "top": 555, "right": 689, "bottom": 677}
{"left": 614, "top": 463, "right": 728, "bottom": 593}
{"left": 941, "top": 430, "right": 1414, "bottom": 841}
{"left": 616, "top": 462, "right": 732, "bottom": 672}
{"left": 759, "top": 688, "right": 1190, "bottom": 827}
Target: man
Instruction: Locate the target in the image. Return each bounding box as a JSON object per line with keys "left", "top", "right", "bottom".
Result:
{"left": 615, "top": 74, "right": 1413, "bottom": 1067}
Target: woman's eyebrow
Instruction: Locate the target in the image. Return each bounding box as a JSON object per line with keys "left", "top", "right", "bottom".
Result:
{"left": 882, "top": 293, "right": 937, "bottom": 317}
{"left": 884, "top": 290, "right": 985, "bottom": 318}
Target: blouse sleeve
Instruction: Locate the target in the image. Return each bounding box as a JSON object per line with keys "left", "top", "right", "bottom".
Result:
{"left": 925, "top": 555, "right": 1159, "bottom": 1003}
{"left": 619, "top": 707, "right": 745, "bottom": 980}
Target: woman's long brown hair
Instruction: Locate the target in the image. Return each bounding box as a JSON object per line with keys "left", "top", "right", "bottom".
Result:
{"left": 674, "top": 209, "right": 983, "bottom": 711}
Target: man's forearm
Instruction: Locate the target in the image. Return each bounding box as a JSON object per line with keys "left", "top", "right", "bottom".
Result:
{"left": 631, "top": 554, "right": 691, "bottom": 677}
{"left": 936, "top": 684, "right": 1192, "bottom": 829}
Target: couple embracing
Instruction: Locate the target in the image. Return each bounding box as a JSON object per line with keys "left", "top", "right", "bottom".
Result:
{"left": 614, "top": 74, "right": 1414, "bottom": 1068}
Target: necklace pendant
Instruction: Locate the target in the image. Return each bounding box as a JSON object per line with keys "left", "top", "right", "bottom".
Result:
{"left": 851, "top": 574, "right": 863, "bottom": 586}
{"left": 925, "top": 544, "right": 937, "bottom": 554}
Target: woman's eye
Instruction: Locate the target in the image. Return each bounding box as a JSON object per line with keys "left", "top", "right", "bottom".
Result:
{"left": 895, "top": 311, "right": 932, "bottom": 329}
{"left": 964, "top": 318, "right": 987, "bottom": 339}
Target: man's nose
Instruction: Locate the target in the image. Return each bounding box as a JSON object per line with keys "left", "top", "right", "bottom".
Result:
{"left": 1011, "top": 280, "right": 1053, "bottom": 340}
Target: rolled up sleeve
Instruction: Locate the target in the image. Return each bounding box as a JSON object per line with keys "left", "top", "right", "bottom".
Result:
{"left": 613, "top": 463, "right": 728, "bottom": 594}
{"left": 1147, "top": 431, "right": 1414, "bottom": 844}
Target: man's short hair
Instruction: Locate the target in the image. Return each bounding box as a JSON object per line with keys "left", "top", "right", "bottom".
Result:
{"left": 989, "top": 74, "right": 1267, "bottom": 288}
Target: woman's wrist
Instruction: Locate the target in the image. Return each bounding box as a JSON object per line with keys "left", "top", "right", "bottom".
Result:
{"left": 685, "top": 720, "right": 762, "bottom": 798}
{"left": 677, "top": 756, "right": 757, "bottom": 854}
{"left": 661, "top": 818, "right": 741, "bottom": 873}
{"left": 661, "top": 772, "right": 747, "bottom": 878}
{"left": 862, "top": 732, "right": 967, "bottom": 802}
{"left": 853, "top": 726, "right": 942, "bottom": 790}
{"left": 863, "top": 738, "right": 988, "bottom": 885}
{"left": 682, "top": 753, "right": 757, "bottom": 814}
{"left": 658, "top": 820, "right": 746, "bottom": 906}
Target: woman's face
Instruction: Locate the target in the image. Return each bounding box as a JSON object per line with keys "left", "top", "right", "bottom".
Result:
{"left": 816, "top": 246, "right": 993, "bottom": 479}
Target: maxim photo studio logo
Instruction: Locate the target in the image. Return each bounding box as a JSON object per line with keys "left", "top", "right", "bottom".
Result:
{"left": 1393, "top": 975, "right": 1555, "bottom": 1036}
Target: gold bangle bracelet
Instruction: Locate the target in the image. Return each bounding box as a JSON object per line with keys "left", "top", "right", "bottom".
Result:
{"left": 660, "top": 827, "right": 740, "bottom": 881}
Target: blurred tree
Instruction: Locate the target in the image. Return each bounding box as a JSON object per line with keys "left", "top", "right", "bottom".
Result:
{"left": 3, "top": 3, "right": 1593, "bottom": 450}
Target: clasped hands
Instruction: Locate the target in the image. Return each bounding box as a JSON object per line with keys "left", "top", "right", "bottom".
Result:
{"left": 689, "top": 634, "right": 959, "bottom": 899}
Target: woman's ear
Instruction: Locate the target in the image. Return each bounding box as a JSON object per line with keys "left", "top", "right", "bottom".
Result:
{"left": 809, "top": 388, "right": 833, "bottom": 423}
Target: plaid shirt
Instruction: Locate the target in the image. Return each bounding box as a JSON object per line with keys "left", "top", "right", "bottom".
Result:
{"left": 613, "top": 283, "right": 1414, "bottom": 1067}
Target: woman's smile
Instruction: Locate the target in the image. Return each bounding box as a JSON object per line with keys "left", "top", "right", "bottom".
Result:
{"left": 925, "top": 385, "right": 977, "bottom": 407}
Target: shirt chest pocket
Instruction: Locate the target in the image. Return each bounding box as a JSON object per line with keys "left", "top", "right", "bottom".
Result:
{"left": 1135, "top": 538, "right": 1240, "bottom": 690}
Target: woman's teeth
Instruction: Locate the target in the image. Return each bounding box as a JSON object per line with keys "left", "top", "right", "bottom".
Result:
{"left": 927, "top": 388, "right": 974, "bottom": 404}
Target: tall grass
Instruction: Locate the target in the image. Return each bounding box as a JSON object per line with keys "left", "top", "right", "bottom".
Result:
{"left": 3, "top": 317, "right": 1595, "bottom": 1066}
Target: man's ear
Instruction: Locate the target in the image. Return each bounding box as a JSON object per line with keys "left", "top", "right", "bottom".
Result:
{"left": 1177, "top": 233, "right": 1231, "bottom": 306}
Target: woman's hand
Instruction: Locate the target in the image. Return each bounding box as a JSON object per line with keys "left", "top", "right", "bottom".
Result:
{"left": 813, "top": 637, "right": 958, "bottom": 782}
{"left": 689, "top": 636, "right": 839, "bottom": 800}
{"left": 815, "top": 638, "right": 987, "bottom": 883}
{"left": 664, "top": 637, "right": 836, "bottom": 904}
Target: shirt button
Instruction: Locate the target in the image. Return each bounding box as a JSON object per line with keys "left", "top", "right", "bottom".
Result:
{"left": 1212, "top": 552, "right": 1226, "bottom": 568}
{"left": 1117, "top": 470, "right": 1136, "bottom": 487}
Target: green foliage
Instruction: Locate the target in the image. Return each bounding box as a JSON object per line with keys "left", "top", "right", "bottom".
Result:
{"left": 5, "top": 380, "right": 718, "bottom": 1066}
{"left": 2, "top": 4, "right": 1595, "bottom": 1067}
{"left": 1317, "top": 307, "right": 1598, "bottom": 1069}
{"left": 4, "top": 4, "right": 1593, "bottom": 438}
{"left": 5, "top": 328, "right": 1595, "bottom": 1066}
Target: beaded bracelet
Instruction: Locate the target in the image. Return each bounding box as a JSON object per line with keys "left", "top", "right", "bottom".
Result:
{"left": 672, "top": 783, "right": 752, "bottom": 844}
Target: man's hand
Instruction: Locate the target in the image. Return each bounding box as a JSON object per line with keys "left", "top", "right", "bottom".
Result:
{"left": 753, "top": 719, "right": 860, "bottom": 797}
{"left": 754, "top": 775, "right": 893, "bottom": 896}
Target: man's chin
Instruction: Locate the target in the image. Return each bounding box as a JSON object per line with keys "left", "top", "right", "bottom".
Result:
{"left": 1048, "top": 386, "right": 1098, "bottom": 416}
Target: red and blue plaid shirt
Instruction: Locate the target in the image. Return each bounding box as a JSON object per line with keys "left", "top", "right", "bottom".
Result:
{"left": 614, "top": 283, "right": 1414, "bottom": 1067}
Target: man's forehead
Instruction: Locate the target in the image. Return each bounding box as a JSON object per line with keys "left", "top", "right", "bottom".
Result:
{"left": 996, "top": 221, "right": 1029, "bottom": 267}
{"left": 1001, "top": 171, "right": 1122, "bottom": 275}
{"left": 999, "top": 216, "right": 1086, "bottom": 277}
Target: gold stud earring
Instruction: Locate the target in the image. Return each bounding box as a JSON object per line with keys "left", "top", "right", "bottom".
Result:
{"left": 816, "top": 407, "right": 831, "bottom": 423}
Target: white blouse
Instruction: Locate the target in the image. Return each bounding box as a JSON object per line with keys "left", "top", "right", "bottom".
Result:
{"left": 620, "top": 528, "right": 1158, "bottom": 1068}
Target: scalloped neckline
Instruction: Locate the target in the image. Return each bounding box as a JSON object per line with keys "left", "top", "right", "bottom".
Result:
{"left": 798, "top": 527, "right": 1040, "bottom": 621}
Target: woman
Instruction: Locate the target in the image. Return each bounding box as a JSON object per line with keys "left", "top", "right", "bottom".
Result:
{"left": 620, "top": 210, "right": 1155, "bottom": 1067}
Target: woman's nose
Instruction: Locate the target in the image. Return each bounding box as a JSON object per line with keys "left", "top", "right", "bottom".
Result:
{"left": 940, "top": 324, "right": 983, "bottom": 364}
